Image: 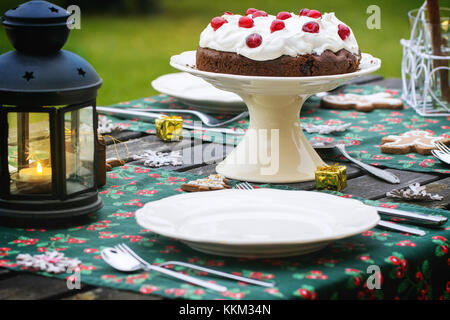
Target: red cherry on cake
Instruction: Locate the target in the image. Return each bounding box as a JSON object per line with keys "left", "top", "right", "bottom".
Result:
{"left": 252, "top": 10, "right": 268, "bottom": 18}
{"left": 211, "top": 17, "right": 228, "bottom": 31}
{"left": 246, "top": 33, "right": 263, "bottom": 48}
{"left": 302, "top": 21, "right": 320, "bottom": 33}
{"left": 270, "top": 19, "right": 285, "bottom": 33}
{"left": 223, "top": 11, "right": 233, "bottom": 15}
{"left": 299, "top": 8, "right": 322, "bottom": 18}
{"left": 246, "top": 8, "right": 258, "bottom": 15}
{"left": 239, "top": 16, "right": 254, "bottom": 28}
{"left": 299, "top": 8, "right": 310, "bottom": 16}
{"left": 307, "top": 10, "right": 322, "bottom": 18}
{"left": 276, "top": 12, "right": 292, "bottom": 20}
{"left": 338, "top": 24, "right": 351, "bottom": 40}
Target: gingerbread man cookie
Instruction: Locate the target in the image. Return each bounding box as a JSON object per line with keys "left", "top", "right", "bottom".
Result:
{"left": 321, "top": 92, "right": 404, "bottom": 112}
{"left": 380, "top": 130, "right": 450, "bottom": 155}
{"left": 181, "top": 174, "right": 230, "bottom": 192}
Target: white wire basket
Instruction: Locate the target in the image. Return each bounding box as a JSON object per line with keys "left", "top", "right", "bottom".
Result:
{"left": 401, "top": 2, "right": 450, "bottom": 117}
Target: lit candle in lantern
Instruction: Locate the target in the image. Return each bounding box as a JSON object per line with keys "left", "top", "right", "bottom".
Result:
{"left": 14, "top": 161, "right": 53, "bottom": 194}
{"left": 18, "top": 161, "right": 52, "bottom": 183}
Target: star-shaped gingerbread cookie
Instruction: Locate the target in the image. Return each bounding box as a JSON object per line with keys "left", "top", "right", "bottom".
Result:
{"left": 321, "top": 92, "right": 403, "bottom": 112}
{"left": 380, "top": 130, "right": 450, "bottom": 155}
{"left": 181, "top": 174, "right": 230, "bottom": 192}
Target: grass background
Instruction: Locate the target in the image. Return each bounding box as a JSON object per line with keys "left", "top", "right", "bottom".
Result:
{"left": 0, "top": 0, "right": 425, "bottom": 105}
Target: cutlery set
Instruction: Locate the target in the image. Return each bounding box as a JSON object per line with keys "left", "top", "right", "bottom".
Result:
{"left": 102, "top": 243, "right": 275, "bottom": 292}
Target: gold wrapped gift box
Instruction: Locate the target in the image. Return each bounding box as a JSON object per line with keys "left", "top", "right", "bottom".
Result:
{"left": 155, "top": 115, "right": 183, "bottom": 142}
{"left": 315, "top": 164, "right": 347, "bottom": 191}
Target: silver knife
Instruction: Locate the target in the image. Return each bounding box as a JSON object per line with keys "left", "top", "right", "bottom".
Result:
{"left": 97, "top": 106, "right": 245, "bottom": 136}
{"left": 374, "top": 206, "right": 448, "bottom": 226}
{"left": 377, "top": 220, "right": 426, "bottom": 236}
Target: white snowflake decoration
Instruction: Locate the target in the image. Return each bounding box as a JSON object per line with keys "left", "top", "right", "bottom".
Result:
{"left": 132, "top": 150, "right": 183, "bottom": 168}
{"left": 301, "top": 122, "right": 352, "bottom": 134}
{"left": 97, "top": 115, "right": 127, "bottom": 134}
{"left": 16, "top": 251, "right": 81, "bottom": 274}
{"left": 386, "top": 183, "right": 443, "bottom": 201}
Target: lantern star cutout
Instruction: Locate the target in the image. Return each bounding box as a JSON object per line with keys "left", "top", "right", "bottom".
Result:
{"left": 77, "top": 68, "right": 86, "bottom": 77}
{"left": 23, "top": 71, "right": 34, "bottom": 81}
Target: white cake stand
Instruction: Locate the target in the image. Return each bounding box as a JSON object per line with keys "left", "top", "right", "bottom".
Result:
{"left": 170, "top": 51, "right": 381, "bottom": 183}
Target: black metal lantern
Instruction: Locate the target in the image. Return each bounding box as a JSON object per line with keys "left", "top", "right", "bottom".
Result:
{"left": 0, "top": 1, "right": 103, "bottom": 219}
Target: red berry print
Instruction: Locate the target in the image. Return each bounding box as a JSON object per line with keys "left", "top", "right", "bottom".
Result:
{"left": 389, "top": 256, "right": 401, "bottom": 265}
{"left": 338, "top": 24, "right": 351, "bottom": 40}
{"left": 252, "top": 10, "right": 268, "bottom": 18}
{"left": 246, "top": 8, "right": 258, "bottom": 15}
{"left": 302, "top": 21, "right": 320, "bottom": 33}
{"left": 396, "top": 267, "right": 405, "bottom": 279}
{"left": 270, "top": 19, "right": 285, "bottom": 33}
{"left": 276, "top": 11, "right": 292, "bottom": 20}
{"left": 223, "top": 11, "right": 233, "bottom": 15}
{"left": 211, "top": 17, "right": 228, "bottom": 31}
{"left": 238, "top": 16, "right": 254, "bottom": 28}
{"left": 246, "top": 33, "right": 262, "bottom": 48}
{"left": 298, "top": 288, "right": 310, "bottom": 298}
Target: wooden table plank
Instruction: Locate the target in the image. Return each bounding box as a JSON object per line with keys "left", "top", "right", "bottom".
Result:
{"left": 185, "top": 161, "right": 363, "bottom": 191}
{"left": 126, "top": 141, "right": 234, "bottom": 172}
{"left": 103, "top": 130, "right": 147, "bottom": 145}
{"left": 62, "top": 287, "right": 162, "bottom": 300}
{"left": 106, "top": 134, "right": 192, "bottom": 161}
{"left": 377, "top": 176, "right": 450, "bottom": 210}
{"left": 0, "top": 268, "right": 14, "bottom": 281}
{"left": 342, "top": 168, "right": 442, "bottom": 200}
{"left": 0, "top": 273, "right": 87, "bottom": 300}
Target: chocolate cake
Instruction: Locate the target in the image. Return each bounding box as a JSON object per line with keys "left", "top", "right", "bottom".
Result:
{"left": 196, "top": 8, "right": 361, "bottom": 77}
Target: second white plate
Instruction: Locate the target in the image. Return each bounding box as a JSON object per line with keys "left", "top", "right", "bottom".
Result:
{"left": 151, "top": 72, "right": 246, "bottom": 115}
{"left": 136, "top": 189, "right": 379, "bottom": 258}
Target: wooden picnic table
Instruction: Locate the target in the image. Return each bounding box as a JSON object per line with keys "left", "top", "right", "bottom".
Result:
{"left": 0, "top": 78, "right": 448, "bottom": 300}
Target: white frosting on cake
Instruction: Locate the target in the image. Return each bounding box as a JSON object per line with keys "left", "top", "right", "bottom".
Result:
{"left": 199, "top": 12, "right": 359, "bottom": 61}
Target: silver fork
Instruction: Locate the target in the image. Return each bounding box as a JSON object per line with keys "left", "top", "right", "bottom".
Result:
{"left": 234, "top": 182, "right": 427, "bottom": 236}
{"left": 117, "top": 243, "right": 275, "bottom": 288}
{"left": 125, "top": 108, "right": 249, "bottom": 128}
{"left": 235, "top": 182, "right": 254, "bottom": 190}
{"left": 433, "top": 142, "right": 450, "bottom": 165}
{"left": 435, "top": 141, "right": 450, "bottom": 154}
{"left": 115, "top": 244, "right": 227, "bottom": 292}
{"left": 159, "top": 261, "right": 275, "bottom": 287}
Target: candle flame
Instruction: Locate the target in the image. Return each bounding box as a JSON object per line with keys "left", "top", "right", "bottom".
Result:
{"left": 36, "top": 162, "right": 43, "bottom": 174}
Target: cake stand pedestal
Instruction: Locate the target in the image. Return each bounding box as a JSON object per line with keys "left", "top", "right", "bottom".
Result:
{"left": 170, "top": 51, "right": 381, "bottom": 183}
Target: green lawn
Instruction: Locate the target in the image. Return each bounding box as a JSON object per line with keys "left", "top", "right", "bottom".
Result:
{"left": 0, "top": 0, "right": 425, "bottom": 106}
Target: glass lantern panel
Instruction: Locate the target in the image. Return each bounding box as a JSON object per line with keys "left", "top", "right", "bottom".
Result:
{"left": 8, "top": 112, "right": 52, "bottom": 195}
{"left": 65, "top": 107, "right": 95, "bottom": 194}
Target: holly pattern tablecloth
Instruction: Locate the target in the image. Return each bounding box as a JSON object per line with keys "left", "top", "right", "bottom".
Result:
{"left": 104, "top": 85, "right": 450, "bottom": 174}
{"left": 0, "top": 166, "right": 449, "bottom": 300}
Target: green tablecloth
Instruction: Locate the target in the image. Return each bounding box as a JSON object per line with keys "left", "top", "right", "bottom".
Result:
{"left": 0, "top": 166, "right": 448, "bottom": 300}
{"left": 104, "top": 85, "right": 450, "bottom": 174}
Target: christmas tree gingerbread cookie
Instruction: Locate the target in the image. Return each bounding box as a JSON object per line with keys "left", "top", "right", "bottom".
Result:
{"left": 380, "top": 130, "right": 450, "bottom": 155}
{"left": 321, "top": 92, "right": 404, "bottom": 112}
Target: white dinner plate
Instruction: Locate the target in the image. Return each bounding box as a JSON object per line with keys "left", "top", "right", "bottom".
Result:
{"left": 135, "top": 189, "right": 379, "bottom": 258}
{"left": 151, "top": 72, "right": 246, "bottom": 115}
